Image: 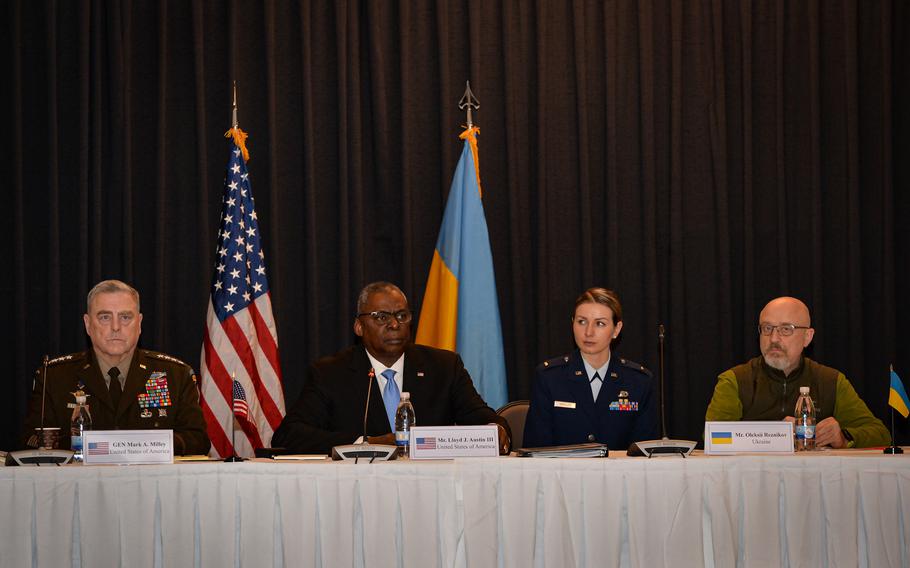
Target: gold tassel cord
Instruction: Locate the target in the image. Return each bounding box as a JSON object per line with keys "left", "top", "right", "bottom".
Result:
{"left": 224, "top": 127, "right": 251, "bottom": 162}
{"left": 459, "top": 126, "right": 482, "bottom": 198}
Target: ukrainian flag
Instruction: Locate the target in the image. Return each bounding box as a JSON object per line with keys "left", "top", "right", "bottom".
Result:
{"left": 711, "top": 431, "right": 733, "bottom": 444}
{"left": 416, "top": 126, "right": 508, "bottom": 410}
{"left": 889, "top": 370, "right": 909, "bottom": 419}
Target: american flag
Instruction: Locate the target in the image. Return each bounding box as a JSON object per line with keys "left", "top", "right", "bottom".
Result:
{"left": 200, "top": 128, "right": 286, "bottom": 458}
{"left": 232, "top": 379, "right": 249, "bottom": 419}
{"left": 416, "top": 437, "right": 436, "bottom": 450}
{"left": 87, "top": 442, "right": 109, "bottom": 456}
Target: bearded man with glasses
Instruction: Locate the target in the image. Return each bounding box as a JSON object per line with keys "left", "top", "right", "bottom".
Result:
{"left": 705, "top": 296, "right": 889, "bottom": 448}
{"left": 273, "top": 281, "right": 510, "bottom": 455}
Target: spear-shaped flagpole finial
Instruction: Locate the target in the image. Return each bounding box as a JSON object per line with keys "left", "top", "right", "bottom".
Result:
{"left": 226, "top": 81, "right": 250, "bottom": 163}
{"left": 459, "top": 80, "right": 480, "bottom": 128}
{"left": 232, "top": 81, "right": 239, "bottom": 130}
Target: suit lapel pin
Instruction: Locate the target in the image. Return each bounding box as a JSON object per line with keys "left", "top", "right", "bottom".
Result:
{"left": 574, "top": 371, "right": 583, "bottom": 376}
{"left": 417, "top": 372, "right": 425, "bottom": 377}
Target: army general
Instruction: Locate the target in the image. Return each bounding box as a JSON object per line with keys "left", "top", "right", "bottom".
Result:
{"left": 21, "top": 280, "right": 210, "bottom": 455}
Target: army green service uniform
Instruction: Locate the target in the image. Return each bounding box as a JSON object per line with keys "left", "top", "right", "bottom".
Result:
{"left": 22, "top": 349, "right": 210, "bottom": 455}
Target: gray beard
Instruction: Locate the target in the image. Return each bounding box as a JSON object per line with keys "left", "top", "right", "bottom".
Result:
{"left": 763, "top": 353, "right": 790, "bottom": 372}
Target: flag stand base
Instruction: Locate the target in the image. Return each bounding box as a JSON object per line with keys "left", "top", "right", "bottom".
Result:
{"left": 223, "top": 455, "right": 246, "bottom": 462}
{"left": 883, "top": 446, "right": 904, "bottom": 454}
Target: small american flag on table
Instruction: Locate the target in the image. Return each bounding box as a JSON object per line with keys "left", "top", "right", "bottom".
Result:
{"left": 416, "top": 437, "right": 436, "bottom": 450}
{"left": 232, "top": 379, "right": 250, "bottom": 419}
{"left": 87, "top": 442, "right": 109, "bottom": 456}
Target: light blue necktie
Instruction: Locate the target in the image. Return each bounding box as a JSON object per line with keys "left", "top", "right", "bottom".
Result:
{"left": 382, "top": 369, "right": 400, "bottom": 429}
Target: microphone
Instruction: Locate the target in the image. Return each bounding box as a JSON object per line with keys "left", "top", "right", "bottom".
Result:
{"left": 39, "top": 354, "right": 50, "bottom": 443}
{"left": 331, "top": 367, "right": 398, "bottom": 462}
{"left": 626, "top": 323, "right": 696, "bottom": 458}
{"left": 658, "top": 324, "right": 667, "bottom": 438}
{"left": 362, "top": 368, "right": 375, "bottom": 441}
{"left": 6, "top": 355, "right": 74, "bottom": 466}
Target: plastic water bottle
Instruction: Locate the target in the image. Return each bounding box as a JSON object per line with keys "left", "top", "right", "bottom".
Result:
{"left": 395, "top": 392, "right": 416, "bottom": 459}
{"left": 794, "top": 386, "right": 816, "bottom": 451}
{"left": 70, "top": 393, "right": 93, "bottom": 462}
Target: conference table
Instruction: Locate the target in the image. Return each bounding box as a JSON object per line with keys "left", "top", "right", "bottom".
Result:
{"left": 1, "top": 451, "right": 908, "bottom": 567}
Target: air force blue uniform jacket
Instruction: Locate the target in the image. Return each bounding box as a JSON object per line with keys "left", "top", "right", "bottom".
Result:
{"left": 523, "top": 350, "right": 659, "bottom": 450}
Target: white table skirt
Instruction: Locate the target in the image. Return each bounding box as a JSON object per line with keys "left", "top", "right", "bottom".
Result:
{"left": 1, "top": 451, "right": 908, "bottom": 568}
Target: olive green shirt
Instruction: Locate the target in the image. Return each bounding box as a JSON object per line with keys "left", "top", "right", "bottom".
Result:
{"left": 706, "top": 356, "right": 890, "bottom": 448}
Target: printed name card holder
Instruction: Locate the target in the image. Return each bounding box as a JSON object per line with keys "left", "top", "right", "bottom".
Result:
{"left": 83, "top": 429, "right": 174, "bottom": 465}
{"left": 409, "top": 425, "right": 499, "bottom": 459}
{"left": 704, "top": 421, "right": 794, "bottom": 455}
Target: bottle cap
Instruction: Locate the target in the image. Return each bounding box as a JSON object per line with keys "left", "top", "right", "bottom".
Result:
{"left": 400, "top": 392, "right": 410, "bottom": 401}
{"left": 799, "top": 386, "right": 810, "bottom": 394}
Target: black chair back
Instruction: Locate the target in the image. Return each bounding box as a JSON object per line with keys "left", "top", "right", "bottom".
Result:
{"left": 496, "top": 400, "right": 530, "bottom": 451}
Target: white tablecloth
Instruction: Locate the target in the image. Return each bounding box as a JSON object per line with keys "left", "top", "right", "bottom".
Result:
{"left": 1, "top": 451, "right": 908, "bottom": 567}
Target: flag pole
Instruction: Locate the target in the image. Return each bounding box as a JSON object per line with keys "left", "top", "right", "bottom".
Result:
{"left": 884, "top": 364, "right": 904, "bottom": 455}
{"left": 232, "top": 81, "right": 239, "bottom": 129}
{"left": 227, "top": 84, "right": 246, "bottom": 461}
{"left": 225, "top": 81, "right": 250, "bottom": 162}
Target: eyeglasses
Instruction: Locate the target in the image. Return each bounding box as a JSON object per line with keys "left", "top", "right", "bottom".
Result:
{"left": 758, "top": 323, "right": 810, "bottom": 337}
{"left": 357, "top": 310, "right": 413, "bottom": 325}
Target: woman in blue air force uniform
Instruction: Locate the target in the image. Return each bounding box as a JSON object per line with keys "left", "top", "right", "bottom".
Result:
{"left": 523, "top": 288, "right": 659, "bottom": 450}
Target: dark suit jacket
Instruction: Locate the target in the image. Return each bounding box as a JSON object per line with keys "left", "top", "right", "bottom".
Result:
{"left": 272, "top": 343, "right": 509, "bottom": 454}
{"left": 523, "top": 350, "right": 659, "bottom": 450}
{"left": 22, "top": 349, "right": 211, "bottom": 455}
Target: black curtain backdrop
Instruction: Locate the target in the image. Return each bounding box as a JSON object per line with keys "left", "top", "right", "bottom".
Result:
{"left": 4, "top": 0, "right": 909, "bottom": 451}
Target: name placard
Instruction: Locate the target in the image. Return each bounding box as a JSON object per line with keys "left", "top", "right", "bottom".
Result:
{"left": 83, "top": 429, "right": 174, "bottom": 465}
{"left": 704, "top": 421, "right": 793, "bottom": 454}
{"left": 409, "top": 425, "right": 499, "bottom": 459}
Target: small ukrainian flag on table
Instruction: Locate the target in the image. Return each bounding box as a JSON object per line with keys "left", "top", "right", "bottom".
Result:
{"left": 711, "top": 431, "right": 733, "bottom": 445}
{"left": 890, "top": 370, "right": 909, "bottom": 419}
